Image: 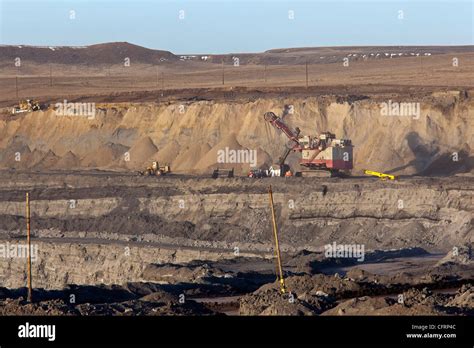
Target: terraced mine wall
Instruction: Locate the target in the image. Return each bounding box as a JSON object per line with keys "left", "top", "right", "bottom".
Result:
{"left": 0, "top": 174, "right": 472, "bottom": 289}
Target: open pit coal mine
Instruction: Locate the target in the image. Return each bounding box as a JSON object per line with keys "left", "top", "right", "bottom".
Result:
{"left": 0, "top": 90, "right": 472, "bottom": 315}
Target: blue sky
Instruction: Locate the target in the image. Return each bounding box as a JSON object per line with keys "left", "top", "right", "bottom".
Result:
{"left": 0, "top": 0, "right": 472, "bottom": 53}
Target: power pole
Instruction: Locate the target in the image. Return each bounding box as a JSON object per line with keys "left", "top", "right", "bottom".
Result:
{"left": 305, "top": 60, "right": 309, "bottom": 88}
{"left": 222, "top": 60, "right": 225, "bottom": 85}
{"left": 26, "top": 192, "right": 33, "bottom": 302}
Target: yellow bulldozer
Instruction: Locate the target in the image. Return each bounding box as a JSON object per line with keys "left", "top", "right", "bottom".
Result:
{"left": 138, "top": 161, "right": 171, "bottom": 176}
{"left": 12, "top": 99, "right": 42, "bottom": 114}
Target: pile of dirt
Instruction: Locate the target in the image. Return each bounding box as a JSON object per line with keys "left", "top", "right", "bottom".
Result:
{"left": 321, "top": 296, "right": 397, "bottom": 316}
{"left": 239, "top": 288, "right": 331, "bottom": 315}
{"left": 33, "top": 150, "right": 60, "bottom": 170}
{"left": 446, "top": 284, "right": 474, "bottom": 309}
{"left": 81, "top": 142, "right": 129, "bottom": 168}
{"left": 436, "top": 244, "right": 473, "bottom": 266}
{"left": 194, "top": 133, "right": 243, "bottom": 171}
{"left": 120, "top": 136, "right": 158, "bottom": 168}
{"left": 55, "top": 151, "right": 81, "bottom": 168}
{"left": 152, "top": 140, "right": 180, "bottom": 165}
{"left": 322, "top": 286, "right": 474, "bottom": 316}
{"left": 173, "top": 143, "right": 211, "bottom": 172}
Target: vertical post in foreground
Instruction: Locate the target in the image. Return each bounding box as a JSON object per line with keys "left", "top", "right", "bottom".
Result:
{"left": 26, "top": 192, "right": 33, "bottom": 302}
{"left": 268, "top": 185, "right": 286, "bottom": 294}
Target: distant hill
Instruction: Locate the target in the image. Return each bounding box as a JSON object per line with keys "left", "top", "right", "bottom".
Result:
{"left": 0, "top": 42, "right": 178, "bottom": 65}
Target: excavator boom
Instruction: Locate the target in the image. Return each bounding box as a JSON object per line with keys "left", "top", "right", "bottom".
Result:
{"left": 264, "top": 112, "right": 300, "bottom": 144}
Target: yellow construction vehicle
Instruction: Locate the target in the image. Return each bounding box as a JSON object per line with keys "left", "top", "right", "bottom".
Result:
{"left": 268, "top": 185, "right": 287, "bottom": 294}
{"left": 364, "top": 169, "right": 396, "bottom": 180}
{"left": 138, "top": 161, "right": 171, "bottom": 176}
{"left": 12, "top": 99, "right": 42, "bottom": 114}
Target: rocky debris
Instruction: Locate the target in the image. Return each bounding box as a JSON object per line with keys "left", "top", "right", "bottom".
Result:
{"left": 0, "top": 297, "right": 77, "bottom": 315}
{"left": 282, "top": 274, "right": 363, "bottom": 298}
{"left": 446, "top": 284, "right": 474, "bottom": 310}
{"left": 322, "top": 296, "right": 396, "bottom": 316}
{"left": 322, "top": 285, "right": 474, "bottom": 316}
{"left": 0, "top": 283, "right": 217, "bottom": 315}
{"left": 75, "top": 297, "right": 215, "bottom": 316}
{"left": 142, "top": 263, "right": 218, "bottom": 283}
{"left": 436, "top": 244, "right": 473, "bottom": 267}
{"left": 141, "top": 258, "right": 277, "bottom": 296}
{"left": 239, "top": 288, "right": 332, "bottom": 316}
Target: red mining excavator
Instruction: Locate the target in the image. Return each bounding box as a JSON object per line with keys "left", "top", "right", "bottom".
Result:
{"left": 263, "top": 111, "right": 353, "bottom": 177}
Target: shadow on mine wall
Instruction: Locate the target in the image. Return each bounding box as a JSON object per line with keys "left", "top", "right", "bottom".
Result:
{"left": 387, "top": 131, "right": 473, "bottom": 176}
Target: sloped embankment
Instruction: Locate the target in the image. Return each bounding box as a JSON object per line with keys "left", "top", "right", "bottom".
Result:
{"left": 0, "top": 91, "right": 472, "bottom": 175}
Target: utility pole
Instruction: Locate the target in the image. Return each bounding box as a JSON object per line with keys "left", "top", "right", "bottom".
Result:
{"left": 264, "top": 64, "right": 267, "bottom": 84}
{"left": 268, "top": 185, "right": 286, "bottom": 294}
{"left": 305, "top": 60, "right": 309, "bottom": 88}
{"left": 222, "top": 60, "right": 225, "bottom": 85}
{"left": 26, "top": 192, "right": 33, "bottom": 302}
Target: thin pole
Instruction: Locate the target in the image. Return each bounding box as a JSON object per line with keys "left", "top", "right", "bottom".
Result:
{"left": 222, "top": 60, "right": 225, "bottom": 85}
{"left": 26, "top": 192, "right": 32, "bottom": 302}
{"left": 268, "top": 185, "right": 286, "bottom": 294}
{"left": 305, "top": 60, "right": 309, "bottom": 88}
{"left": 15, "top": 76, "right": 19, "bottom": 99}
{"left": 264, "top": 64, "right": 267, "bottom": 83}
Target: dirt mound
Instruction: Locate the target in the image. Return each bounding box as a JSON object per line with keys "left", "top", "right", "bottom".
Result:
{"left": 322, "top": 286, "right": 473, "bottom": 316}
{"left": 194, "top": 133, "right": 242, "bottom": 171}
{"left": 81, "top": 142, "right": 129, "bottom": 168}
{"left": 55, "top": 151, "right": 81, "bottom": 168}
{"left": 322, "top": 296, "right": 395, "bottom": 315}
{"left": 436, "top": 244, "right": 473, "bottom": 266}
{"left": 33, "top": 150, "right": 60, "bottom": 170}
{"left": 121, "top": 136, "right": 158, "bottom": 168}
{"left": 194, "top": 133, "right": 262, "bottom": 174}
{"left": 239, "top": 288, "right": 327, "bottom": 315}
{"left": 173, "top": 143, "right": 211, "bottom": 172}
{"left": 283, "top": 274, "right": 362, "bottom": 298}
{"left": 152, "top": 140, "right": 180, "bottom": 165}
{"left": 446, "top": 285, "right": 474, "bottom": 309}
